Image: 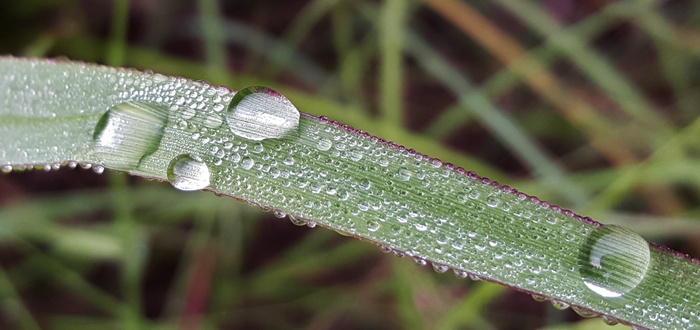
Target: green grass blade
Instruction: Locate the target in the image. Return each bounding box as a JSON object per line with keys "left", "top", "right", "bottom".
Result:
{"left": 197, "top": 0, "right": 228, "bottom": 83}
{"left": 495, "top": 0, "right": 670, "bottom": 132}
{"left": 379, "top": 0, "right": 409, "bottom": 125}
{"left": 1, "top": 57, "right": 699, "bottom": 329}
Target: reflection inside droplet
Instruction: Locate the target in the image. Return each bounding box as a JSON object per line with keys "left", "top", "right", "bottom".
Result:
{"left": 577, "top": 225, "right": 651, "bottom": 298}
{"left": 93, "top": 102, "right": 168, "bottom": 170}
{"left": 167, "top": 154, "right": 211, "bottom": 191}
{"left": 225, "top": 86, "right": 300, "bottom": 141}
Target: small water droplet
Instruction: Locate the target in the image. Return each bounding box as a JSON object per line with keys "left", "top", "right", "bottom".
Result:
{"left": 571, "top": 306, "right": 598, "bottom": 318}
{"left": 486, "top": 197, "right": 499, "bottom": 208}
{"left": 289, "top": 215, "right": 307, "bottom": 226}
{"left": 602, "top": 316, "right": 619, "bottom": 325}
{"left": 225, "top": 86, "right": 300, "bottom": 141}
{"left": 273, "top": 210, "right": 287, "bottom": 218}
{"left": 358, "top": 178, "right": 372, "bottom": 190}
{"left": 453, "top": 269, "right": 468, "bottom": 278}
{"left": 283, "top": 156, "right": 295, "bottom": 165}
{"left": 316, "top": 138, "right": 332, "bottom": 151}
{"left": 212, "top": 103, "right": 225, "bottom": 112}
{"left": 93, "top": 102, "right": 168, "bottom": 170}
{"left": 367, "top": 220, "right": 380, "bottom": 232}
{"left": 413, "top": 222, "right": 428, "bottom": 232}
{"left": 414, "top": 257, "right": 427, "bottom": 266}
{"left": 396, "top": 167, "right": 412, "bottom": 181}
{"left": 252, "top": 143, "right": 265, "bottom": 153}
{"left": 92, "top": 165, "right": 105, "bottom": 174}
{"left": 531, "top": 294, "right": 547, "bottom": 302}
{"left": 551, "top": 300, "right": 570, "bottom": 310}
{"left": 432, "top": 263, "right": 449, "bottom": 273}
{"left": 349, "top": 150, "right": 363, "bottom": 161}
{"left": 457, "top": 192, "right": 468, "bottom": 202}
{"left": 577, "top": 225, "right": 651, "bottom": 298}
{"left": 1, "top": 165, "right": 12, "bottom": 173}
{"left": 167, "top": 154, "right": 211, "bottom": 191}
{"left": 240, "top": 157, "right": 255, "bottom": 170}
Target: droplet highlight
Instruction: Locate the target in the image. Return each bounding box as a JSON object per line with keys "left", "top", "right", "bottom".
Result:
{"left": 225, "top": 86, "right": 300, "bottom": 141}
{"left": 166, "top": 154, "right": 211, "bottom": 191}
{"left": 577, "top": 225, "right": 651, "bottom": 298}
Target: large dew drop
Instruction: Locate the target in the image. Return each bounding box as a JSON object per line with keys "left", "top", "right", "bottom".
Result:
{"left": 93, "top": 102, "right": 168, "bottom": 170}
{"left": 166, "top": 154, "right": 211, "bottom": 191}
{"left": 577, "top": 225, "right": 651, "bottom": 298}
{"left": 225, "top": 86, "right": 300, "bottom": 141}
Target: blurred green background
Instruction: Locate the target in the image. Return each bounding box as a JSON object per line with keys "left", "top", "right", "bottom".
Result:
{"left": 1, "top": 0, "right": 700, "bottom": 329}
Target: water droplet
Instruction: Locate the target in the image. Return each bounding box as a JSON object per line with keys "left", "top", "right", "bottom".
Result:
{"left": 358, "top": 178, "right": 372, "bottom": 190}
{"left": 166, "top": 154, "right": 211, "bottom": 191}
{"left": 289, "top": 215, "right": 307, "bottom": 226}
{"left": 212, "top": 103, "right": 225, "bottom": 112}
{"left": 283, "top": 156, "right": 295, "bottom": 165}
{"left": 367, "top": 220, "right": 380, "bottom": 232}
{"left": 240, "top": 157, "right": 255, "bottom": 170}
{"left": 602, "top": 316, "right": 619, "bottom": 325}
{"left": 577, "top": 225, "right": 651, "bottom": 298}
{"left": 432, "top": 263, "right": 449, "bottom": 273}
{"left": 396, "top": 167, "right": 412, "bottom": 181}
{"left": 252, "top": 143, "right": 264, "bottom": 153}
{"left": 531, "top": 294, "right": 547, "bottom": 302}
{"left": 414, "top": 223, "right": 428, "bottom": 232}
{"left": 453, "top": 269, "right": 468, "bottom": 278}
{"left": 414, "top": 257, "right": 427, "bottom": 266}
{"left": 225, "top": 86, "right": 300, "bottom": 141}
{"left": 316, "top": 138, "right": 332, "bottom": 151}
{"left": 486, "top": 197, "right": 499, "bottom": 208}
{"left": 93, "top": 102, "right": 168, "bottom": 170}
{"left": 92, "top": 165, "right": 105, "bottom": 174}
{"left": 273, "top": 210, "right": 287, "bottom": 218}
{"left": 378, "top": 245, "right": 392, "bottom": 253}
{"left": 551, "top": 300, "right": 570, "bottom": 310}
{"left": 349, "top": 150, "right": 363, "bottom": 161}
{"left": 571, "top": 306, "right": 598, "bottom": 318}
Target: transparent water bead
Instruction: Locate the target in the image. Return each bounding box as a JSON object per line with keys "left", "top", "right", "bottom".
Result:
{"left": 166, "top": 154, "right": 211, "bottom": 191}
{"left": 93, "top": 102, "right": 168, "bottom": 170}
{"left": 316, "top": 138, "right": 332, "bottom": 151}
{"left": 225, "top": 86, "right": 300, "bottom": 141}
{"left": 577, "top": 225, "right": 651, "bottom": 298}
